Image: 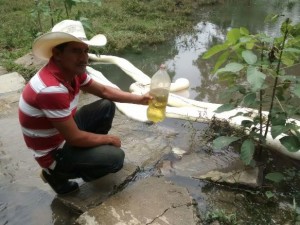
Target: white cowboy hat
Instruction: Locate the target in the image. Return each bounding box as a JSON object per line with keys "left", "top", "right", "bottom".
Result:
{"left": 32, "top": 20, "right": 107, "bottom": 60}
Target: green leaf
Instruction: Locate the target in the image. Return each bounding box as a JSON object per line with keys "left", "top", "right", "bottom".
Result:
{"left": 246, "top": 41, "right": 255, "bottom": 50}
{"left": 240, "top": 139, "right": 255, "bottom": 165}
{"left": 202, "top": 44, "right": 229, "bottom": 59}
{"left": 270, "top": 112, "right": 287, "bottom": 126}
{"left": 240, "top": 27, "right": 249, "bottom": 36}
{"left": 213, "top": 51, "right": 230, "bottom": 73}
{"left": 247, "top": 66, "right": 266, "bottom": 91}
{"left": 242, "top": 50, "right": 257, "bottom": 65}
{"left": 265, "top": 191, "right": 275, "bottom": 199}
{"left": 66, "top": 0, "right": 76, "bottom": 8}
{"left": 80, "top": 17, "right": 93, "bottom": 32}
{"left": 291, "top": 84, "right": 300, "bottom": 98}
{"left": 283, "top": 48, "right": 300, "bottom": 54}
{"left": 242, "top": 93, "right": 256, "bottom": 106}
{"left": 212, "top": 136, "right": 240, "bottom": 150}
{"left": 281, "top": 54, "right": 295, "bottom": 66}
{"left": 280, "top": 135, "right": 300, "bottom": 152}
{"left": 271, "top": 125, "right": 289, "bottom": 139}
{"left": 279, "top": 75, "right": 297, "bottom": 82}
{"left": 241, "top": 120, "right": 253, "bottom": 128}
{"left": 216, "top": 63, "right": 244, "bottom": 74}
{"left": 214, "top": 103, "right": 235, "bottom": 113}
{"left": 265, "top": 172, "right": 284, "bottom": 183}
{"left": 240, "top": 37, "right": 252, "bottom": 43}
{"left": 226, "top": 28, "right": 241, "bottom": 44}
{"left": 264, "top": 13, "right": 280, "bottom": 23}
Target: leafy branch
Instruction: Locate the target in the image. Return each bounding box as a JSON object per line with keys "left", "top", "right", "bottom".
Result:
{"left": 30, "top": 0, "right": 101, "bottom": 34}
{"left": 202, "top": 17, "right": 300, "bottom": 166}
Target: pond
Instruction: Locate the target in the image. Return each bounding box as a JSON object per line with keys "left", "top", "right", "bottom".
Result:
{"left": 1, "top": 0, "right": 300, "bottom": 225}
{"left": 97, "top": 0, "right": 300, "bottom": 104}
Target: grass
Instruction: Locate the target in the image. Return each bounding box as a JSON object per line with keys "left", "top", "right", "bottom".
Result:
{"left": 0, "top": 0, "right": 219, "bottom": 79}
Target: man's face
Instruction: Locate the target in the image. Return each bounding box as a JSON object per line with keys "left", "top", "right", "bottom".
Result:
{"left": 53, "top": 41, "right": 89, "bottom": 76}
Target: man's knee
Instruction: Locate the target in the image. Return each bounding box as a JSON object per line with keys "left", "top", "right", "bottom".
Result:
{"left": 98, "top": 99, "right": 116, "bottom": 115}
{"left": 111, "top": 148, "right": 125, "bottom": 171}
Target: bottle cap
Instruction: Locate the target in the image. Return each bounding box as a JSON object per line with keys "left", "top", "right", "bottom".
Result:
{"left": 160, "top": 64, "right": 166, "bottom": 69}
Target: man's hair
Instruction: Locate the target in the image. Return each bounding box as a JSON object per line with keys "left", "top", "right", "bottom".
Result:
{"left": 54, "top": 42, "right": 69, "bottom": 51}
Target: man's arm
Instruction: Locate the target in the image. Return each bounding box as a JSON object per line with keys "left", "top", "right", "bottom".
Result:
{"left": 51, "top": 117, "right": 121, "bottom": 148}
{"left": 81, "top": 80, "right": 151, "bottom": 105}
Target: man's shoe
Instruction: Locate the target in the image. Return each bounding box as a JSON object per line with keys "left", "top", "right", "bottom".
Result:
{"left": 40, "top": 170, "right": 79, "bottom": 195}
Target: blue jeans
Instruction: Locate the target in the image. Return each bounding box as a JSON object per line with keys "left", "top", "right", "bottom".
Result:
{"left": 52, "top": 99, "right": 125, "bottom": 182}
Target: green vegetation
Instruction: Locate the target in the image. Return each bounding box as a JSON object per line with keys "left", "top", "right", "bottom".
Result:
{"left": 203, "top": 16, "right": 300, "bottom": 163}
{"left": 202, "top": 13, "right": 300, "bottom": 200}
{"left": 204, "top": 209, "right": 237, "bottom": 225}
{"left": 0, "top": 0, "right": 217, "bottom": 78}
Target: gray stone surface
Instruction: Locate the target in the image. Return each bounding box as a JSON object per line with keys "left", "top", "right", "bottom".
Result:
{"left": 193, "top": 166, "right": 263, "bottom": 188}
{"left": 14, "top": 52, "right": 47, "bottom": 69}
{"left": 76, "top": 176, "right": 199, "bottom": 225}
{"left": 0, "top": 72, "right": 25, "bottom": 95}
{"left": 58, "top": 163, "right": 139, "bottom": 212}
{"left": 111, "top": 113, "right": 172, "bottom": 168}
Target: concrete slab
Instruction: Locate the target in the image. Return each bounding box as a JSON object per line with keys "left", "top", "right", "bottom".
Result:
{"left": 111, "top": 114, "right": 172, "bottom": 168}
{"left": 76, "top": 176, "right": 199, "bottom": 225}
{"left": 158, "top": 147, "right": 263, "bottom": 187}
{"left": 0, "top": 89, "right": 22, "bottom": 116}
{"left": 14, "top": 52, "right": 47, "bottom": 69}
{"left": 193, "top": 166, "right": 263, "bottom": 188}
{"left": 163, "top": 149, "right": 243, "bottom": 178}
{"left": 57, "top": 163, "right": 139, "bottom": 212}
{"left": 0, "top": 72, "right": 25, "bottom": 95}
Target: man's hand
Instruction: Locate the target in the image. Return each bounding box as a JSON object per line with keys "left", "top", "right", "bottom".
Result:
{"left": 52, "top": 118, "right": 122, "bottom": 148}
{"left": 106, "top": 135, "right": 121, "bottom": 147}
{"left": 81, "top": 81, "right": 153, "bottom": 105}
{"left": 138, "top": 93, "right": 153, "bottom": 105}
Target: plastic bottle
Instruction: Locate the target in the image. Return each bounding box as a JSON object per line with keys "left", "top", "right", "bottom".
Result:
{"left": 147, "top": 64, "right": 171, "bottom": 123}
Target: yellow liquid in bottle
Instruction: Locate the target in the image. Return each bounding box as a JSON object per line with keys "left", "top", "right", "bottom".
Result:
{"left": 147, "top": 88, "right": 169, "bottom": 123}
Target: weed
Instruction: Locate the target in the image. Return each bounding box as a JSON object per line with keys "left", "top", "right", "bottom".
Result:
{"left": 204, "top": 209, "right": 238, "bottom": 225}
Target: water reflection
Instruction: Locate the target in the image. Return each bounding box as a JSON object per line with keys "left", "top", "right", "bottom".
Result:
{"left": 114, "top": 0, "right": 300, "bottom": 104}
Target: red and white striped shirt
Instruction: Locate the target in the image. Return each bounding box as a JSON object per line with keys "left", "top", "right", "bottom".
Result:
{"left": 18, "top": 58, "right": 92, "bottom": 168}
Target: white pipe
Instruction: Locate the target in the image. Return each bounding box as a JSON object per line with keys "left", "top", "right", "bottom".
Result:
{"left": 89, "top": 53, "right": 190, "bottom": 92}
{"left": 87, "top": 56, "right": 300, "bottom": 161}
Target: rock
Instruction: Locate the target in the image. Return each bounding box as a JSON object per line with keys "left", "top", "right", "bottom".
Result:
{"left": 170, "top": 149, "right": 243, "bottom": 178}
{"left": 14, "top": 52, "right": 46, "bottom": 69}
{"left": 193, "top": 166, "right": 263, "bottom": 188}
{"left": 0, "top": 72, "right": 25, "bottom": 96}
{"left": 76, "top": 176, "right": 199, "bottom": 225}
{"left": 158, "top": 160, "right": 175, "bottom": 176}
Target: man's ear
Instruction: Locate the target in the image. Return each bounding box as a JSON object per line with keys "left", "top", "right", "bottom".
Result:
{"left": 52, "top": 48, "right": 61, "bottom": 60}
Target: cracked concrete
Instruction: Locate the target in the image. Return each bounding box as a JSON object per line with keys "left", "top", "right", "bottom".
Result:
{"left": 76, "top": 176, "right": 198, "bottom": 225}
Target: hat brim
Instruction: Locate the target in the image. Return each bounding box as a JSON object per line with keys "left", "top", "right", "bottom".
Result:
{"left": 32, "top": 32, "right": 107, "bottom": 60}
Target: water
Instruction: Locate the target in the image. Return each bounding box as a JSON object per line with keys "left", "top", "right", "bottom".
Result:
{"left": 1, "top": 0, "right": 300, "bottom": 224}
{"left": 96, "top": 0, "right": 300, "bottom": 103}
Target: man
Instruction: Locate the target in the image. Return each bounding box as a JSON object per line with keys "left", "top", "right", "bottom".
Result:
{"left": 18, "top": 20, "right": 151, "bottom": 195}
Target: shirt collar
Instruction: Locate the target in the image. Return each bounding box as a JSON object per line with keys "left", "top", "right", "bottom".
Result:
{"left": 46, "top": 57, "right": 66, "bottom": 82}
